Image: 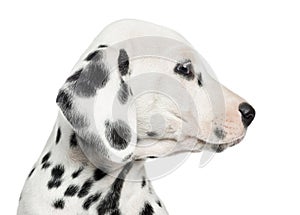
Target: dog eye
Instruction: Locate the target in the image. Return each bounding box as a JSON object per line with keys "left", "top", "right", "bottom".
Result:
{"left": 176, "top": 64, "right": 189, "bottom": 74}
{"left": 174, "top": 60, "right": 195, "bottom": 80}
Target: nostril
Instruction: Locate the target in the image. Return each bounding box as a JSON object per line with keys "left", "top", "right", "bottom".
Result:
{"left": 239, "top": 102, "right": 255, "bottom": 127}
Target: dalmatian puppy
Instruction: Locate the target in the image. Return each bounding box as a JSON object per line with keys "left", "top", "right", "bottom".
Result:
{"left": 17, "top": 19, "right": 255, "bottom": 215}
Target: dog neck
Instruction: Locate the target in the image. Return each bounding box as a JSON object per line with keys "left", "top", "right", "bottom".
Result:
{"left": 41, "top": 112, "right": 166, "bottom": 214}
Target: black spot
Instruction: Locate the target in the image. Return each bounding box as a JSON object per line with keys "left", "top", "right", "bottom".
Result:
{"left": 98, "top": 44, "right": 108, "bottom": 48}
{"left": 174, "top": 59, "right": 195, "bottom": 80}
{"left": 42, "top": 162, "right": 51, "bottom": 169}
{"left": 47, "top": 179, "right": 62, "bottom": 189}
{"left": 85, "top": 50, "right": 100, "bottom": 61}
{"left": 28, "top": 167, "right": 35, "bottom": 178}
{"left": 64, "top": 184, "right": 79, "bottom": 197}
{"left": 212, "top": 144, "right": 226, "bottom": 153}
{"left": 141, "top": 177, "right": 146, "bottom": 188}
{"left": 94, "top": 168, "right": 106, "bottom": 181}
{"left": 118, "top": 49, "right": 129, "bottom": 76}
{"left": 72, "top": 167, "right": 84, "bottom": 179}
{"left": 214, "top": 127, "right": 226, "bottom": 139}
{"left": 147, "top": 156, "right": 158, "bottom": 159}
{"left": 41, "top": 152, "right": 51, "bottom": 164}
{"left": 156, "top": 200, "right": 162, "bottom": 208}
{"left": 118, "top": 79, "right": 129, "bottom": 104}
{"left": 83, "top": 192, "right": 101, "bottom": 210}
{"left": 56, "top": 128, "right": 61, "bottom": 144}
{"left": 51, "top": 165, "right": 65, "bottom": 179}
{"left": 74, "top": 57, "right": 110, "bottom": 97}
{"left": 139, "top": 202, "right": 154, "bottom": 215}
{"left": 47, "top": 165, "right": 64, "bottom": 189}
{"left": 56, "top": 90, "right": 72, "bottom": 111}
{"left": 105, "top": 120, "right": 131, "bottom": 150}
{"left": 70, "top": 132, "right": 78, "bottom": 148}
{"left": 66, "top": 68, "right": 83, "bottom": 83}
{"left": 78, "top": 179, "right": 93, "bottom": 198}
{"left": 57, "top": 90, "right": 87, "bottom": 130}
{"left": 146, "top": 131, "right": 157, "bottom": 137}
{"left": 110, "top": 210, "right": 121, "bottom": 215}
{"left": 197, "top": 73, "right": 202, "bottom": 87}
{"left": 53, "top": 199, "right": 65, "bottom": 209}
{"left": 97, "top": 162, "right": 133, "bottom": 215}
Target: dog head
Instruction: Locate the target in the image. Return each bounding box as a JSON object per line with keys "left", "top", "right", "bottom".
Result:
{"left": 57, "top": 20, "right": 255, "bottom": 167}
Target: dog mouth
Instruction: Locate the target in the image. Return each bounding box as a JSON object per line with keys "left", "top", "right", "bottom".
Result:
{"left": 197, "top": 135, "right": 245, "bottom": 153}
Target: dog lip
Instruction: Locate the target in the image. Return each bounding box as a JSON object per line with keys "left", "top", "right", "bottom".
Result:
{"left": 199, "top": 136, "right": 245, "bottom": 146}
{"left": 197, "top": 135, "right": 245, "bottom": 149}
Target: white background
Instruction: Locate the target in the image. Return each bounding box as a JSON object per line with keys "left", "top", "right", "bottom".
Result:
{"left": 1, "top": 0, "right": 299, "bottom": 214}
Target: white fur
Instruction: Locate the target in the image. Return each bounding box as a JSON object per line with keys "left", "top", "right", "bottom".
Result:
{"left": 18, "top": 19, "right": 250, "bottom": 215}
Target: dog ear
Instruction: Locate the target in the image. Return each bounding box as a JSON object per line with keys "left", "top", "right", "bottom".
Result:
{"left": 56, "top": 46, "right": 137, "bottom": 165}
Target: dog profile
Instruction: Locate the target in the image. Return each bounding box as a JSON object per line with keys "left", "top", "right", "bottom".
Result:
{"left": 17, "top": 19, "right": 255, "bottom": 215}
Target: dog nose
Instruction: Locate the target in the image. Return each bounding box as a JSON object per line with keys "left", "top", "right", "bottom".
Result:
{"left": 239, "top": 102, "right": 255, "bottom": 127}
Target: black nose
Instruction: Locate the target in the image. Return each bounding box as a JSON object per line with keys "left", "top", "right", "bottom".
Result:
{"left": 239, "top": 102, "right": 255, "bottom": 127}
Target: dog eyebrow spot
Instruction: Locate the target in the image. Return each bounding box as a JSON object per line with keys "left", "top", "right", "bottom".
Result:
{"left": 197, "top": 73, "right": 202, "bottom": 87}
{"left": 118, "top": 49, "right": 129, "bottom": 76}
{"left": 104, "top": 119, "right": 132, "bottom": 150}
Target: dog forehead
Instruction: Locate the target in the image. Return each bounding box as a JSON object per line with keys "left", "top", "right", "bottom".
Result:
{"left": 72, "top": 20, "right": 194, "bottom": 69}
{"left": 95, "top": 19, "right": 191, "bottom": 47}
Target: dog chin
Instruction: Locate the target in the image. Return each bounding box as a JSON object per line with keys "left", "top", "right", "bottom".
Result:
{"left": 200, "top": 135, "right": 245, "bottom": 153}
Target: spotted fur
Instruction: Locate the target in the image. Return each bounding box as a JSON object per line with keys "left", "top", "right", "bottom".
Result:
{"left": 118, "top": 49, "right": 130, "bottom": 76}
{"left": 18, "top": 19, "right": 254, "bottom": 215}
{"left": 104, "top": 119, "right": 132, "bottom": 150}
